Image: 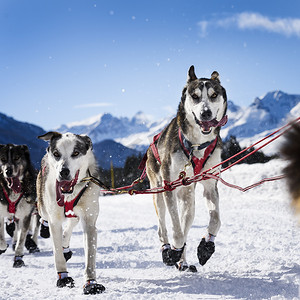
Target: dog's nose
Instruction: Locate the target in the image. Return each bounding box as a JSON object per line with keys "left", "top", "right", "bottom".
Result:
{"left": 60, "top": 168, "right": 70, "bottom": 180}
{"left": 6, "top": 167, "right": 13, "bottom": 177}
{"left": 200, "top": 109, "right": 212, "bottom": 121}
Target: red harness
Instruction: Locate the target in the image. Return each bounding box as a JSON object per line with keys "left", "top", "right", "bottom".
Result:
{"left": 178, "top": 128, "right": 218, "bottom": 175}
{"left": 2, "top": 188, "right": 24, "bottom": 214}
{"left": 63, "top": 185, "right": 88, "bottom": 218}
{"left": 138, "top": 129, "right": 218, "bottom": 176}
{"left": 138, "top": 115, "right": 227, "bottom": 176}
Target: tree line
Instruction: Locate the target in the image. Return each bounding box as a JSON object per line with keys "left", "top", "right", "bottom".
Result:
{"left": 99, "top": 136, "right": 277, "bottom": 190}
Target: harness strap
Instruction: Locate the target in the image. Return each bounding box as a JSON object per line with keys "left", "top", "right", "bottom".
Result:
{"left": 64, "top": 185, "right": 88, "bottom": 218}
{"left": 138, "top": 132, "right": 162, "bottom": 171}
{"left": 2, "top": 188, "right": 24, "bottom": 214}
{"left": 178, "top": 128, "right": 218, "bottom": 176}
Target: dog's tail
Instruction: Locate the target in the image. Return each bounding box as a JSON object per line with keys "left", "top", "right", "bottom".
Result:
{"left": 281, "top": 123, "right": 300, "bottom": 216}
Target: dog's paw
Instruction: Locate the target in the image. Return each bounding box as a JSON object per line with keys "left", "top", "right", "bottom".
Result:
{"left": 13, "top": 256, "right": 25, "bottom": 268}
{"left": 25, "top": 234, "right": 40, "bottom": 253}
{"left": 40, "top": 223, "right": 50, "bottom": 238}
{"left": 56, "top": 274, "right": 75, "bottom": 288}
{"left": 197, "top": 238, "right": 215, "bottom": 266}
{"left": 63, "top": 248, "right": 73, "bottom": 261}
{"left": 175, "top": 262, "right": 198, "bottom": 273}
{"left": 0, "top": 245, "right": 8, "bottom": 255}
{"left": 5, "top": 221, "right": 15, "bottom": 237}
{"left": 83, "top": 280, "right": 105, "bottom": 295}
{"left": 161, "top": 243, "right": 185, "bottom": 266}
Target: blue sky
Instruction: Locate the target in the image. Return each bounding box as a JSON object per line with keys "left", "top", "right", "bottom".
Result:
{"left": 1, "top": 0, "right": 300, "bottom": 130}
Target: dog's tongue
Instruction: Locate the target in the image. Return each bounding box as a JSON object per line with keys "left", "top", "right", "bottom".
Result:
{"left": 56, "top": 171, "right": 79, "bottom": 206}
{"left": 201, "top": 122, "right": 212, "bottom": 132}
{"left": 7, "top": 177, "right": 22, "bottom": 194}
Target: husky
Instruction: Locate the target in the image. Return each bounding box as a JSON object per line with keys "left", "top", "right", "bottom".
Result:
{"left": 0, "top": 144, "right": 38, "bottom": 267}
{"left": 36, "top": 132, "right": 105, "bottom": 294}
{"left": 281, "top": 122, "right": 300, "bottom": 218}
{"left": 146, "top": 66, "right": 227, "bottom": 271}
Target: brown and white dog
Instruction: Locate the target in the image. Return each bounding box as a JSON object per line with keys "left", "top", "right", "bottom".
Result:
{"left": 0, "top": 144, "right": 38, "bottom": 267}
{"left": 146, "top": 66, "right": 227, "bottom": 271}
{"left": 37, "top": 132, "right": 105, "bottom": 294}
{"left": 281, "top": 122, "right": 300, "bottom": 218}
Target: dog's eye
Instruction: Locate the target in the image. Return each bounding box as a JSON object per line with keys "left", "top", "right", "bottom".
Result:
{"left": 1, "top": 157, "right": 7, "bottom": 163}
{"left": 191, "top": 94, "right": 199, "bottom": 100}
{"left": 14, "top": 156, "right": 20, "bottom": 161}
{"left": 53, "top": 151, "right": 60, "bottom": 158}
{"left": 72, "top": 151, "right": 79, "bottom": 157}
{"left": 211, "top": 93, "right": 218, "bottom": 98}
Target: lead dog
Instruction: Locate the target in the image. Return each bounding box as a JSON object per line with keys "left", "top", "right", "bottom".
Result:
{"left": 0, "top": 144, "right": 37, "bottom": 267}
{"left": 146, "top": 66, "right": 227, "bottom": 271}
{"left": 37, "top": 132, "right": 105, "bottom": 294}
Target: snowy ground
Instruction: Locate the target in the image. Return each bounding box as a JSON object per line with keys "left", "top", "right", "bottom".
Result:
{"left": 1, "top": 159, "right": 300, "bottom": 300}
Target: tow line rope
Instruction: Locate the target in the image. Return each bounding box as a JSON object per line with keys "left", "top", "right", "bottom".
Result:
{"left": 81, "top": 117, "right": 300, "bottom": 195}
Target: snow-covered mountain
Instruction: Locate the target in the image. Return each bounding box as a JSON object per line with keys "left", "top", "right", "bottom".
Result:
{"left": 1, "top": 90, "right": 299, "bottom": 169}
{"left": 57, "top": 112, "right": 153, "bottom": 144}
{"left": 222, "top": 90, "right": 300, "bottom": 139}
{"left": 58, "top": 90, "right": 300, "bottom": 153}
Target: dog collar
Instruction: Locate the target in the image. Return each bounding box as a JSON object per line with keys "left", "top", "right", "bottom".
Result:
{"left": 178, "top": 128, "right": 218, "bottom": 175}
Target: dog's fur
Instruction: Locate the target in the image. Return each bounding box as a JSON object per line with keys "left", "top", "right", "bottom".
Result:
{"left": 0, "top": 144, "right": 37, "bottom": 267}
{"left": 281, "top": 123, "right": 300, "bottom": 217}
{"left": 146, "top": 66, "right": 227, "bottom": 270}
{"left": 37, "top": 132, "right": 105, "bottom": 293}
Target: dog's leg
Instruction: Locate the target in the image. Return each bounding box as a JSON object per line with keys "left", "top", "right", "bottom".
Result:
{"left": 160, "top": 189, "right": 186, "bottom": 266}
{"left": 14, "top": 214, "right": 31, "bottom": 267}
{"left": 197, "top": 179, "right": 220, "bottom": 266}
{"left": 153, "top": 192, "right": 168, "bottom": 245}
{"left": 176, "top": 186, "right": 197, "bottom": 272}
{"left": 62, "top": 217, "right": 79, "bottom": 261}
{"left": 49, "top": 220, "right": 74, "bottom": 288}
{"left": 31, "top": 214, "right": 40, "bottom": 248}
{"left": 81, "top": 216, "right": 105, "bottom": 294}
{"left": 25, "top": 214, "right": 40, "bottom": 253}
{"left": 0, "top": 217, "right": 8, "bottom": 254}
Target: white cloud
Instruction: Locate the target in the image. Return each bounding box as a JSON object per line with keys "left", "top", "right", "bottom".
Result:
{"left": 73, "top": 102, "right": 112, "bottom": 109}
{"left": 237, "top": 12, "right": 300, "bottom": 37}
{"left": 198, "top": 12, "right": 300, "bottom": 38}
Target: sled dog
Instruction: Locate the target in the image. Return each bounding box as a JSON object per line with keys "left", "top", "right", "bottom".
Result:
{"left": 37, "top": 132, "right": 105, "bottom": 294}
{"left": 146, "top": 66, "right": 227, "bottom": 271}
{"left": 281, "top": 122, "right": 300, "bottom": 218}
{"left": 0, "top": 144, "right": 38, "bottom": 267}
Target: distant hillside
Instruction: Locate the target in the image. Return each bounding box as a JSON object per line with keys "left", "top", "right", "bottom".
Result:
{"left": 0, "top": 112, "right": 46, "bottom": 168}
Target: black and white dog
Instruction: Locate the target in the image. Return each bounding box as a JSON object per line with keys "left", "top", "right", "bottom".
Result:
{"left": 0, "top": 144, "right": 38, "bottom": 267}
{"left": 37, "top": 132, "right": 105, "bottom": 294}
{"left": 146, "top": 66, "right": 227, "bottom": 271}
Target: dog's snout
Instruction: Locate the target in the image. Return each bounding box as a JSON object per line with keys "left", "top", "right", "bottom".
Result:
{"left": 201, "top": 109, "right": 212, "bottom": 121}
{"left": 60, "top": 168, "right": 70, "bottom": 180}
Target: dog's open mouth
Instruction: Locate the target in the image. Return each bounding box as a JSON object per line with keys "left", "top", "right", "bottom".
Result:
{"left": 193, "top": 113, "right": 228, "bottom": 135}
{"left": 6, "top": 176, "right": 22, "bottom": 194}
{"left": 193, "top": 113, "right": 218, "bottom": 135}
{"left": 56, "top": 170, "right": 79, "bottom": 194}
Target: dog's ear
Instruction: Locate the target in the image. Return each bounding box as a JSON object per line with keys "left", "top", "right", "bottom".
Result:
{"left": 211, "top": 71, "right": 220, "bottom": 83}
{"left": 80, "top": 135, "right": 93, "bottom": 150}
{"left": 20, "top": 145, "right": 31, "bottom": 160}
{"left": 187, "top": 65, "right": 197, "bottom": 82}
{"left": 38, "top": 131, "right": 62, "bottom": 141}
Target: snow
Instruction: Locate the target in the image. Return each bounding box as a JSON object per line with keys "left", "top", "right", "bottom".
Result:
{"left": 1, "top": 159, "right": 300, "bottom": 299}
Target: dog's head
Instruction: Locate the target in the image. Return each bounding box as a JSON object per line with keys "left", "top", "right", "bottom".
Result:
{"left": 0, "top": 144, "right": 30, "bottom": 193}
{"left": 180, "top": 65, "right": 227, "bottom": 135}
{"left": 38, "top": 132, "right": 94, "bottom": 194}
